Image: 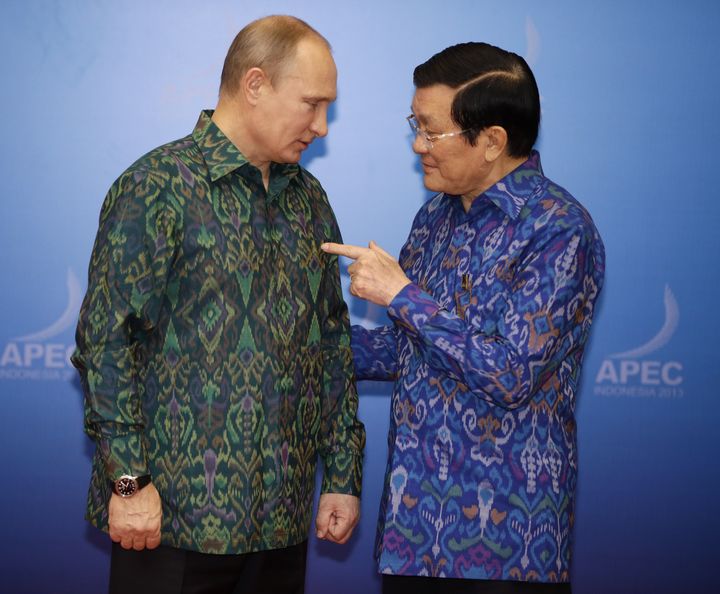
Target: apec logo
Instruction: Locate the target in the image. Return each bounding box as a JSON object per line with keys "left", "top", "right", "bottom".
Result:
{"left": 594, "top": 285, "right": 684, "bottom": 399}
{"left": 0, "top": 269, "right": 81, "bottom": 381}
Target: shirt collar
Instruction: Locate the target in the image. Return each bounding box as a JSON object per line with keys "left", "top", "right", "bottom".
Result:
{"left": 191, "top": 110, "right": 300, "bottom": 183}
{"left": 464, "top": 150, "right": 545, "bottom": 220}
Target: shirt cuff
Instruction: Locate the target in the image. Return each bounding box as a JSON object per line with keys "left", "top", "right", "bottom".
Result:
{"left": 321, "top": 450, "right": 363, "bottom": 497}
{"left": 98, "top": 434, "right": 149, "bottom": 480}
{"left": 387, "top": 283, "right": 441, "bottom": 337}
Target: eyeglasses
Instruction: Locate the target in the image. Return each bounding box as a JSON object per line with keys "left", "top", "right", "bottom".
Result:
{"left": 406, "top": 114, "right": 471, "bottom": 149}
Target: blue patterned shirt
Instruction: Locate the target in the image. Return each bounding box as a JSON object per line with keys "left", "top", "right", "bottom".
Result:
{"left": 353, "top": 151, "right": 604, "bottom": 582}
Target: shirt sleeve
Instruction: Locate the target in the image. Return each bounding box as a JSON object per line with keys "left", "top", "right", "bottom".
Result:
{"left": 351, "top": 324, "right": 398, "bottom": 381}
{"left": 71, "top": 168, "right": 179, "bottom": 480}
{"left": 388, "top": 223, "right": 603, "bottom": 410}
{"left": 317, "top": 223, "right": 366, "bottom": 497}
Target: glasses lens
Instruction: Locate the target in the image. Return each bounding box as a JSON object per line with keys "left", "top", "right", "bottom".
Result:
{"left": 407, "top": 115, "right": 432, "bottom": 148}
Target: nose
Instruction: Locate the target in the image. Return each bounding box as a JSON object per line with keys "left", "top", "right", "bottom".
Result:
{"left": 310, "top": 105, "right": 329, "bottom": 138}
{"left": 412, "top": 132, "right": 429, "bottom": 154}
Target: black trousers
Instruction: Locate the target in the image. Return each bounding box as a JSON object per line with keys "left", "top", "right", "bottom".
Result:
{"left": 109, "top": 540, "right": 308, "bottom": 594}
{"left": 382, "top": 575, "right": 572, "bottom": 594}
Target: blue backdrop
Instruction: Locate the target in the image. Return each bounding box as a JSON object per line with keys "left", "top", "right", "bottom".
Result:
{"left": 2, "top": 1, "right": 719, "bottom": 592}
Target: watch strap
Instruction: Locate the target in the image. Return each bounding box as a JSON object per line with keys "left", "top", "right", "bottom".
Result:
{"left": 134, "top": 474, "right": 152, "bottom": 490}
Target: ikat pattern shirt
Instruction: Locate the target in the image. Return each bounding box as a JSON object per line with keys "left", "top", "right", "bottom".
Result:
{"left": 73, "top": 111, "right": 365, "bottom": 554}
{"left": 353, "top": 152, "right": 604, "bottom": 582}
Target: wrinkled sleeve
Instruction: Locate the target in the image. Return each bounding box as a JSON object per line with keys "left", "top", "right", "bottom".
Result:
{"left": 71, "top": 169, "right": 179, "bottom": 480}
{"left": 389, "top": 223, "right": 604, "bottom": 410}
{"left": 351, "top": 324, "right": 398, "bottom": 381}
{"left": 316, "top": 220, "right": 366, "bottom": 496}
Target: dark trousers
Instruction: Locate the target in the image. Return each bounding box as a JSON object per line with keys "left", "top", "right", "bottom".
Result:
{"left": 109, "top": 540, "right": 308, "bottom": 594}
{"left": 382, "top": 575, "right": 572, "bottom": 594}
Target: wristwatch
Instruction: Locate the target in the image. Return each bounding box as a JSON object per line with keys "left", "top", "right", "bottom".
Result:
{"left": 110, "top": 474, "right": 152, "bottom": 498}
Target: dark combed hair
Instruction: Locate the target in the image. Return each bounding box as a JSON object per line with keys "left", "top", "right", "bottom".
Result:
{"left": 413, "top": 42, "right": 540, "bottom": 157}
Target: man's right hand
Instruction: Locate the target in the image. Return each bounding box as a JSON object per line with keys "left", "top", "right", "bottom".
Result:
{"left": 108, "top": 483, "right": 162, "bottom": 550}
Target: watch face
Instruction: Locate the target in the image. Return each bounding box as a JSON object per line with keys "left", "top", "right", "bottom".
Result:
{"left": 115, "top": 476, "right": 138, "bottom": 497}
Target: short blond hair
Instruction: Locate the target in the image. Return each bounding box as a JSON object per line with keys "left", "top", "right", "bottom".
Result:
{"left": 219, "top": 15, "right": 330, "bottom": 95}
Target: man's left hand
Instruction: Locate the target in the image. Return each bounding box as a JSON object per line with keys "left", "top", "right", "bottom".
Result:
{"left": 321, "top": 241, "right": 410, "bottom": 307}
{"left": 315, "top": 493, "right": 360, "bottom": 545}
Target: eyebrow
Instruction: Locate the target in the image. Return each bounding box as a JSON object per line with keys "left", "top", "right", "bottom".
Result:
{"left": 306, "top": 94, "right": 336, "bottom": 102}
{"left": 410, "top": 107, "right": 439, "bottom": 129}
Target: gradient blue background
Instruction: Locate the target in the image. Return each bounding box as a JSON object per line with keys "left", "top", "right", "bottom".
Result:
{"left": 1, "top": 1, "right": 719, "bottom": 592}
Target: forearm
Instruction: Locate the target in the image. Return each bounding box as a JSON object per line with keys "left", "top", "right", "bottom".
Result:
{"left": 73, "top": 342, "right": 149, "bottom": 478}
{"left": 319, "top": 336, "right": 365, "bottom": 495}
{"left": 351, "top": 324, "right": 398, "bottom": 381}
{"left": 318, "top": 251, "right": 366, "bottom": 495}
{"left": 387, "top": 284, "right": 535, "bottom": 408}
{"left": 387, "top": 278, "right": 590, "bottom": 409}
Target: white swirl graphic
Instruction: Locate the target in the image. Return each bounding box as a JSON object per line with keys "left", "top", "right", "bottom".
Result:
{"left": 13, "top": 268, "right": 83, "bottom": 342}
{"left": 609, "top": 285, "right": 679, "bottom": 359}
{"left": 525, "top": 16, "right": 541, "bottom": 67}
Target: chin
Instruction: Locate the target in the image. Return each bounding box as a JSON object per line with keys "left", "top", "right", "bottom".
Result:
{"left": 280, "top": 152, "right": 302, "bottom": 164}
{"left": 422, "top": 173, "right": 443, "bottom": 193}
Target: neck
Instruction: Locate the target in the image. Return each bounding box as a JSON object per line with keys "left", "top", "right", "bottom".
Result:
{"left": 212, "top": 98, "right": 271, "bottom": 189}
{"left": 460, "top": 154, "right": 527, "bottom": 212}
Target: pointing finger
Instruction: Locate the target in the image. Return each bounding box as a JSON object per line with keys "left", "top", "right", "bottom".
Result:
{"left": 320, "top": 242, "right": 368, "bottom": 260}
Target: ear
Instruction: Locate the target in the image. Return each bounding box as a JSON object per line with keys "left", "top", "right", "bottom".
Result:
{"left": 242, "top": 67, "right": 269, "bottom": 106}
{"left": 484, "top": 126, "right": 509, "bottom": 162}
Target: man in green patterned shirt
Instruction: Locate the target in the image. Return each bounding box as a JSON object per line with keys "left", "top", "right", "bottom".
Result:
{"left": 72, "top": 15, "right": 365, "bottom": 594}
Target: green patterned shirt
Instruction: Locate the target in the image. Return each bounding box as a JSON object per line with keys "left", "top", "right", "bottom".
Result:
{"left": 72, "top": 110, "right": 365, "bottom": 554}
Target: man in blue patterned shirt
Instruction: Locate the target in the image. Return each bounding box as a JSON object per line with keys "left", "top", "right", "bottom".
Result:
{"left": 322, "top": 42, "right": 604, "bottom": 593}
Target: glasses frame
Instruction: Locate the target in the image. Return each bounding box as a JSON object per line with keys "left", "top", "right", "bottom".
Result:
{"left": 406, "top": 114, "right": 472, "bottom": 149}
